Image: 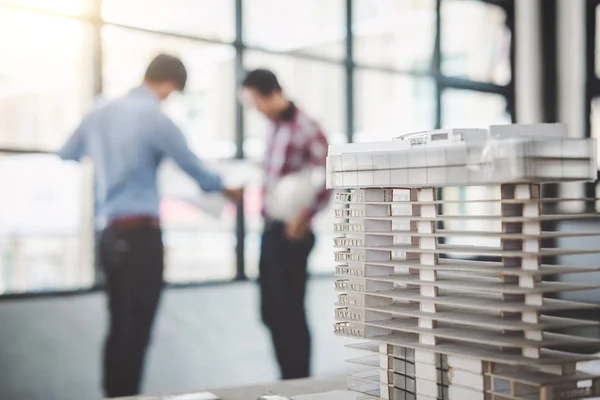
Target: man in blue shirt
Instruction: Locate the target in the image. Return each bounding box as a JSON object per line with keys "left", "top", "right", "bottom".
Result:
{"left": 59, "top": 54, "right": 243, "bottom": 397}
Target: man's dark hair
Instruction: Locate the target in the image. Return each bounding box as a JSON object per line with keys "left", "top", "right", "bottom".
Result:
{"left": 242, "top": 69, "right": 282, "bottom": 96}
{"left": 144, "top": 54, "right": 187, "bottom": 91}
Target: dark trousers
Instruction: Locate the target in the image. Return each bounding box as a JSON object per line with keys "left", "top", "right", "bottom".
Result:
{"left": 259, "top": 220, "right": 315, "bottom": 380}
{"left": 99, "top": 224, "right": 164, "bottom": 397}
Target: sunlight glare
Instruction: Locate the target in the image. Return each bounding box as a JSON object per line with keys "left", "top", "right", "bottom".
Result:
{"left": 0, "top": 0, "right": 84, "bottom": 16}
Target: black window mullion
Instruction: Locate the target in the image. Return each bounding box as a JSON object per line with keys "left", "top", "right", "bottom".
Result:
{"left": 92, "top": 0, "right": 103, "bottom": 96}
{"left": 434, "top": 0, "right": 444, "bottom": 243}
{"left": 505, "top": 0, "right": 516, "bottom": 121}
{"left": 438, "top": 77, "right": 511, "bottom": 96}
{"left": 478, "top": 0, "right": 513, "bottom": 8}
{"left": 234, "top": 0, "right": 247, "bottom": 280}
{"left": 92, "top": 0, "right": 104, "bottom": 289}
{"left": 346, "top": 0, "right": 354, "bottom": 143}
{"left": 539, "top": 0, "right": 558, "bottom": 265}
{"left": 586, "top": 0, "right": 598, "bottom": 211}
{"left": 434, "top": 0, "right": 442, "bottom": 130}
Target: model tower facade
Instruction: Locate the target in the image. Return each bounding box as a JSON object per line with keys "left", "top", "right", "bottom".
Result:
{"left": 327, "top": 124, "right": 600, "bottom": 399}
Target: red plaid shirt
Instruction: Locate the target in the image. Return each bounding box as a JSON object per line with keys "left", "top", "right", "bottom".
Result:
{"left": 263, "top": 103, "right": 331, "bottom": 220}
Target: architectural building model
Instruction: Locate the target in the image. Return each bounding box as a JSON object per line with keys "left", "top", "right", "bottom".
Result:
{"left": 327, "top": 124, "right": 600, "bottom": 399}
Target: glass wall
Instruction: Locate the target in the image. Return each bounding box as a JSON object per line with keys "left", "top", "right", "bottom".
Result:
{"left": 101, "top": 0, "right": 235, "bottom": 41}
{"left": 354, "top": 72, "right": 436, "bottom": 142}
{"left": 441, "top": 0, "right": 511, "bottom": 85}
{"left": 0, "top": 152, "right": 94, "bottom": 293}
{"left": 0, "top": 0, "right": 515, "bottom": 294}
{"left": 243, "top": 0, "right": 345, "bottom": 60}
{"left": 353, "top": 0, "right": 436, "bottom": 71}
{"left": 0, "top": 7, "right": 93, "bottom": 150}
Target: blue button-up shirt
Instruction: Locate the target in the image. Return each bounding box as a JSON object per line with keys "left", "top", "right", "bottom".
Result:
{"left": 58, "top": 86, "right": 223, "bottom": 224}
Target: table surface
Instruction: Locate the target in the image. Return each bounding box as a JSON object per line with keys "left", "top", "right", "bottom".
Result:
{"left": 112, "top": 377, "right": 348, "bottom": 400}
{"left": 212, "top": 377, "right": 347, "bottom": 400}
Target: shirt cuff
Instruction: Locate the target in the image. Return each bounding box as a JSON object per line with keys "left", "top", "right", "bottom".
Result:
{"left": 301, "top": 207, "right": 317, "bottom": 221}
{"left": 57, "top": 148, "right": 79, "bottom": 162}
{"left": 203, "top": 174, "right": 224, "bottom": 193}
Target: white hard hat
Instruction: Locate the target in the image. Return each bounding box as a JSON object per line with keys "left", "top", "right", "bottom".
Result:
{"left": 263, "top": 168, "right": 325, "bottom": 222}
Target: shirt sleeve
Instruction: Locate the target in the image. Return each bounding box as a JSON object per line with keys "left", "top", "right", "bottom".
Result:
{"left": 57, "top": 123, "right": 86, "bottom": 162}
{"left": 58, "top": 99, "right": 105, "bottom": 161}
{"left": 152, "top": 115, "right": 223, "bottom": 193}
{"left": 303, "top": 123, "right": 332, "bottom": 220}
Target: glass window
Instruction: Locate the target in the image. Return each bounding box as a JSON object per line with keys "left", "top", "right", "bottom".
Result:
{"left": 441, "top": 89, "right": 510, "bottom": 128}
{"left": 441, "top": 0, "right": 511, "bottom": 85}
{"left": 354, "top": 70, "right": 435, "bottom": 142}
{"left": 242, "top": 51, "right": 344, "bottom": 276}
{"left": 0, "top": 153, "right": 94, "bottom": 294}
{"left": 353, "top": 0, "right": 436, "bottom": 71}
{"left": 0, "top": 8, "right": 92, "bottom": 150}
{"left": 158, "top": 161, "right": 241, "bottom": 283}
{"left": 101, "top": 25, "right": 237, "bottom": 160}
{"left": 101, "top": 0, "right": 235, "bottom": 42}
{"left": 243, "top": 0, "right": 345, "bottom": 60}
{"left": 0, "top": 0, "right": 87, "bottom": 15}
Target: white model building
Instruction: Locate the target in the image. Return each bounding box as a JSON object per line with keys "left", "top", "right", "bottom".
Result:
{"left": 327, "top": 124, "right": 600, "bottom": 399}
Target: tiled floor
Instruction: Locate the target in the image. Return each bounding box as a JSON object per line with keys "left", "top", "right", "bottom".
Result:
{"left": 0, "top": 277, "right": 355, "bottom": 400}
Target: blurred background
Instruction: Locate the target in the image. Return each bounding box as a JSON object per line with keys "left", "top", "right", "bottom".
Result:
{"left": 0, "top": 0, "right": 598, "bottom": 398}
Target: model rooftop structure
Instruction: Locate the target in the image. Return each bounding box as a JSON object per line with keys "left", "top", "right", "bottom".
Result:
{"left": 327, "top": 124, "right": 600, "bottom": 400}
{"left": 327, "top": 124, "right": 596, "bottom": 189}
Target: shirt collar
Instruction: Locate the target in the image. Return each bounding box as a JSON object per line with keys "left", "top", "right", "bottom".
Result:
{"left": 132, "top": 85, "right": 161, "bottom": 104}
{"left": 275, "top": 101, "right": 297, "bottom": 122}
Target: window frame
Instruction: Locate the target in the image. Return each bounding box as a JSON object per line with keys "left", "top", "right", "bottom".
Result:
{"left": 585, "top": 0, "right": 600, "bottom": 213}
{"left": 0, "top": 0, "right": 516, "bottom": 297}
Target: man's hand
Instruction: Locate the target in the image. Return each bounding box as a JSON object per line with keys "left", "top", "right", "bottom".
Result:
{"left": 286, "top": 212, "right": 311, "bottom": 241}
{"left": 222, "top": 187, "right": 244, "bottom": 203}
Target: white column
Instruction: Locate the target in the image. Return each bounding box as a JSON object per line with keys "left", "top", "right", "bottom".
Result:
{"left": 516, "top": 0, "right": 543, "bottom": 124}
{"left": 414, "top": 188, "right": 439, "bottom": 399}
{"left": 557, "top": 0, "right": 586, "bottom": 212}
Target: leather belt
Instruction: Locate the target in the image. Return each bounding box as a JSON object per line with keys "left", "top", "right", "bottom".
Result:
{"left": 109, "top": 215, "right": 160, "bottom": 230}
{"left": 263, "top": 218, "right": 284, "bottom": 231}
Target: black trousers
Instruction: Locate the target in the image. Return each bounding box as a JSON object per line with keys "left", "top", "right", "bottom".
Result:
{"left": 99, "top": 224, "right": 164, "bottom": 397}
{"left": 259, "top": 220, "right": 315, "bottom": 380}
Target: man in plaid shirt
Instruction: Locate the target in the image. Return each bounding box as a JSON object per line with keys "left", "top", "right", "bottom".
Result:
{"left": 242, "top": 69, "right": 331, "bottom": 379}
